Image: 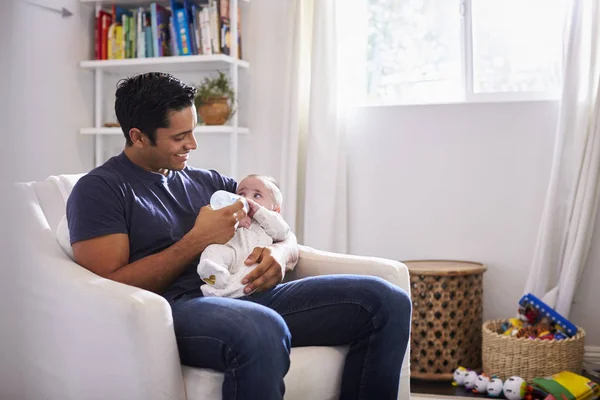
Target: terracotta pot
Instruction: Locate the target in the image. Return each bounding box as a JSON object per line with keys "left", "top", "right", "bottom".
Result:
{"left": 196, "top": 97, "right": 231, "bottom": 125}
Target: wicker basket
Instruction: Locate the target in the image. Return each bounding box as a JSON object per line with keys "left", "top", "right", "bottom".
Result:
{"left": 405, "top": 260, "right": 487, "bottom": 380}
{"left": 482, "top": 319, "right": 586, "bottom": 382}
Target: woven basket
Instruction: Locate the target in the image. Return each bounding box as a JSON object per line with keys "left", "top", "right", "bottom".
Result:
{"left": 482, "top": 319, "right": 586, "bottom": 382}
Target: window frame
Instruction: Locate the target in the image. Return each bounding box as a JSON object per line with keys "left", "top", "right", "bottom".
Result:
{"left": 356, "top": 0, "right": 563, "bottom": 107}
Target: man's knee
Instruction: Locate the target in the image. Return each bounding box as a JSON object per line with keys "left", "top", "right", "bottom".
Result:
{"left": 359, "top": 277, "right": 412, "bottom": 325}
{"left": 232, "top": 306, "right": 292, "bottom": 365}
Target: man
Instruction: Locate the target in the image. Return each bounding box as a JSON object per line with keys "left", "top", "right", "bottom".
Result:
{"left": 67, "top": 72, "right": 411, "bottom": 400}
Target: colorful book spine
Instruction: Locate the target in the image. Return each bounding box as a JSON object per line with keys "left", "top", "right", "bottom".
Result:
{"left": 99, "top": 11, "right": 112, "bottom": 60}
{"left": 198, "top": 7, "right": 210, "bottom": 55}
{"left": 219, "top": 0, "right": 230, "bottom": 55}
{"left": 169, "top": 15, "right": 179, "bottom": 56}
{"left": 151, "top": 3, "right": 172, "bottom": 57}
{"left": 137, "top": 8, "right": 145, "bottom": 58}
{"left": 209, "top": 0, "right": 220, "bottom": 53}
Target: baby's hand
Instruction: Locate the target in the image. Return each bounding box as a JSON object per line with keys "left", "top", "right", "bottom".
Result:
{"left": 246, "top": 198, "right": 261, "bottom": 218}
{"left": 238, "top": 215, "right": 252, "bottom": 229}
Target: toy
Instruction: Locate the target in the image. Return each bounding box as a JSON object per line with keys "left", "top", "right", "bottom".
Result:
{"left": 464, "top": 370, "right": 479, "bottom": 390}
{"left": 487, "top": 378, "right": 504, "bottom": 397}
{"left": 452, "top": 366, "right": 467, "bottom": 386}
{"left": 503, "top": 376, "right": 527, "bottom": 400}
{"left": 532, "top": 371, "right": 600, "bottom": 400}
{"left": 473, "top": 373, "right": 491, "bottom": 394}
{"left": 518, "top": 293, "right": 578, "bottom": 337}
{"left": 452, "top": 366, "right": 470, "bottom": 386}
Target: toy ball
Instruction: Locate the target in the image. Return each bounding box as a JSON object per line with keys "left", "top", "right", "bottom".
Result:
{"left": 503, "top": 376, "right": 526, "bottom": 400}
{"left": 464, "top": 370, "right": 479, "bottom": 390}
{"left": 487, "top": 378, "right": 504, "bottom": 397}
{"left": 452, "top": 367, "right": 469, "bottom": 386}
{"left": 473, "top": 374, "right": 491, "bottom": 394}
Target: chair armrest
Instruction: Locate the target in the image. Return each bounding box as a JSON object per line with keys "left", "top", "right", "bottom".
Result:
{"left": 9, "top": 183, "right": 186, "bottom": 400}
{"left": 287, "top": 245, "right": 411, "bottom": 295}
{"left": 19, "top": 250, "right": 186, "bottom": 400}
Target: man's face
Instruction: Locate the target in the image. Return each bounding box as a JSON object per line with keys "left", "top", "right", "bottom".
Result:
{"left": 145, "top": 106, "right": 198, "bottom": 172}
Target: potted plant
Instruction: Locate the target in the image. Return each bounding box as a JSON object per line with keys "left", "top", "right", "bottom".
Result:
{"left": 194, "top": 71, "right": 236, "bottom": 125}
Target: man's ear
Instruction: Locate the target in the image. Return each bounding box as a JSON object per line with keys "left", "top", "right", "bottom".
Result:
{"left": 129, "top": 128, "right": 146, "bottom": 148}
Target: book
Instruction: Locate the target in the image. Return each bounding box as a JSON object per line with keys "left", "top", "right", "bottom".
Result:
{"left": 532, "top": 371, "right": 600, "bottom": 400}
{"left": 151, "top": 3, "right": 172, "bottom": 57}
{"left": 170, "top": 0, "right": 193, "bottom": 56}
{"left": 218, "top": 0, "right": 230, "bottom": 55}
{"left": 98, "top": 10, "right": 112, "bottom": 60}
{"left": 184, "top": 0, "right": 198, "bottom": 55}
{"left": 199, "top": 6, "right": 213, "bottom": 55}
{"left": 169, "top": 15, "right": 179, "bottom": 56}
{"left": 191, "top": 4, "right": 202, "bottom": 55}
{"left": 136, "top": 7, "right": 145, "bottom": 58}
{"left": 209, "top": 0, "right": 220, "bottom": 53}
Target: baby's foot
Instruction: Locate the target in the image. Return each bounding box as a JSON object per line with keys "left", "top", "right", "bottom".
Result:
{"left": 198, "top": 260, "right": 230, "bottom": 289}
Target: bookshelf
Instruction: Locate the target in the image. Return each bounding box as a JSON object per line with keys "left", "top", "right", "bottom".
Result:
{"left": 80, "top": 126, "right": 250, "bottom": 135}
{"left": 80, "top": 0, "right": 249, "bottom": 4}
{"left": 80, "top": 54, "right": 249, "bottom": 73}
{"left": 80, "top": 0, "right": 248, "bottom": 178}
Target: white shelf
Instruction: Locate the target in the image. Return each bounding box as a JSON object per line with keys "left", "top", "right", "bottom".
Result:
{"left": 80, "top": 0, "right": 249, "bottom": 5}
{"left": 80, "top": 54, "right": 249, "bottom": 74}
{"left": 81, "top": 0, "right": 248, "bottom": 176}
{"left": 80, "top": 126, "right": 250, "bottom": 135}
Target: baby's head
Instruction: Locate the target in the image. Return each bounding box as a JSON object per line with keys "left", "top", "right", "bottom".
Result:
{"left": 236, "top": 174, "right": 283, "bottom": 213}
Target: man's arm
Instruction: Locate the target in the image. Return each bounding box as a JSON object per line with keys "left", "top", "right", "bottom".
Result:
{"left": 72, "top": 201, "right": 247, "bottom": 294}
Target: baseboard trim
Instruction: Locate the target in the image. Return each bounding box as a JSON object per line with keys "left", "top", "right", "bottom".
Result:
{"left": 585, "top": 345, "right": 600, "bottom": 364}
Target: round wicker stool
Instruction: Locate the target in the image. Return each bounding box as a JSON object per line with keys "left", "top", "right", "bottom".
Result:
{"left": 404, "top": 260, "right": 487, "bottom": 381}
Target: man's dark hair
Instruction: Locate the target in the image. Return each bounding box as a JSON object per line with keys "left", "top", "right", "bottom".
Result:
{"left": 115, "top": 72, "right": 197, "bottom": 146}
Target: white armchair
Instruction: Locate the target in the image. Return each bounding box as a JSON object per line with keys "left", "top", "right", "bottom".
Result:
{"left": 8, "top": 174, "right": 411, "bottom": 400}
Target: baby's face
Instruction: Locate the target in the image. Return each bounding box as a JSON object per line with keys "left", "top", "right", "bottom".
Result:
{"left": 236, "top": 176, "right": 277, "bottom": 211}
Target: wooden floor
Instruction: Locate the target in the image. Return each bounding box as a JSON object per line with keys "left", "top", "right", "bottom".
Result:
{"left": 411, "top": 379, "right": 488, "bottom": 399}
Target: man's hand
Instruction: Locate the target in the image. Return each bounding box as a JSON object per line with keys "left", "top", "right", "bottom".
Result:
{"left": 190, "top": 201, "right": 247, "bottom": 247}
{"left": 242, "top": 246, "right": 285, "bottom": 294}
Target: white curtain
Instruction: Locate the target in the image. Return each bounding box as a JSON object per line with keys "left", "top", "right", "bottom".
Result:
{"left": 524, "top": 0, "right": 600, "bottom": 318}
{"left": 279, "top": 0, "right": 352, "bottom": 253}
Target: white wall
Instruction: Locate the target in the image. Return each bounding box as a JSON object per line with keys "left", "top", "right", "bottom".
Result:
{"left": 345, "top": 101, "right": 599, "bottom": 345}
{"left": 11, "top": 0, "right": 95, "bottom": 182}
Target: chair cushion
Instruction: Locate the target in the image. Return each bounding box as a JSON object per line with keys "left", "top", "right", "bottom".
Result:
{"left": 56, "top": 215, "right": 74, "bottom": 260}
{"left": 182, "top": 346, "right": 348, "bottom": 400}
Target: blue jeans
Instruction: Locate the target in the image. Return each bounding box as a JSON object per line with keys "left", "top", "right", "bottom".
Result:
{"left": 168, "top": 275, "right": 412, "bottom": 400}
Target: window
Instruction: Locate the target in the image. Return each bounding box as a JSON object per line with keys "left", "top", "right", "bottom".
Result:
{"left": 359, "top": 0, "right": 566, "bottom": 105}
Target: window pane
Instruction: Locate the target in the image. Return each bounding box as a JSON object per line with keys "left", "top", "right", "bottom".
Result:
{"left": 471, "top": 0, "right": 565, "bottom": 94}
{"left": 366, "top": 0, "right": 463, "bottom": 103}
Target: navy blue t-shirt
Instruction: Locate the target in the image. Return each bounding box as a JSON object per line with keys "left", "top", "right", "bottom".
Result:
{"left": 66, "top": 151, "right": 237, "bottom": 300}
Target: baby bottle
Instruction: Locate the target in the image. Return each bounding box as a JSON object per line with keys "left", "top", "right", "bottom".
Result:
{"left": 210, "top": 190, "right": 249, "bottom": 213}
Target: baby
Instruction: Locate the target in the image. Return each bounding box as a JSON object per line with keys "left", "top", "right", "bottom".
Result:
{"left": 197, "top": 174, "right": 291, "bottom": 298}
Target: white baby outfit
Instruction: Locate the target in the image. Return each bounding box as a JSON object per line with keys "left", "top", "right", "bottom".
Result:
{"left": 197, "top": 207, "right": 290, "bottom": 298}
